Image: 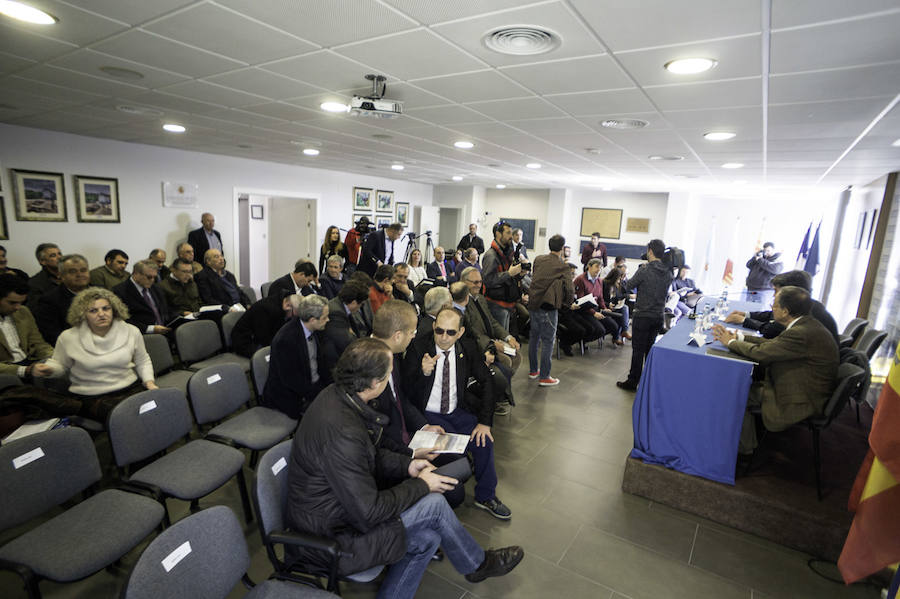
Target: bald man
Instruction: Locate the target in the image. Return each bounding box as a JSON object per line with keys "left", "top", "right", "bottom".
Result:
{"left": 187, "top": 212, "right": 223, "bottom": 259}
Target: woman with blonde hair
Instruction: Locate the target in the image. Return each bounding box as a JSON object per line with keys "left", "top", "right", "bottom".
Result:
{"left": 407, "top": 248, "right": 427, "bottom": 287}
{"left": 33, "top": 287, "right": 157, "bottom": 419}
{"left": 319, "top": 225, "right": 349, "bottom": 274}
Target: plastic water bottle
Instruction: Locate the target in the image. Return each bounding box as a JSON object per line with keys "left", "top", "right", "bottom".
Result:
{"left": 702, "top": 305, "right": 712, "bottom": 330}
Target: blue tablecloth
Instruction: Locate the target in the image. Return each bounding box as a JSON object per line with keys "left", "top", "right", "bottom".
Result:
{"left": 630, "top": 298, "right": 757, "bottom": 485}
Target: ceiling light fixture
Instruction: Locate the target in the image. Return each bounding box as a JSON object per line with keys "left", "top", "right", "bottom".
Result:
{"left": 664, "top": 58, "right": 717, "bottom": 74}
{"left": 391, "top": 164, "right": 404, "bottom": 171}
{"left": 116, "top": 104, "right": 163, "bottom": 117}
{"left": 721, "top": 162, "right": 744, "bottom": 169}
{"left": 600, "top": 118, "right": 649, "bottom": 130}
{"left": 0, "top": 0, "right": 57, "bottom": 24}
{"left": 482, "top": 26, "right": 560, "bottom": 56}
{"left": 496, "top": 184, "right": 506, "bottom": 189}
{"left": 648, "top": 155, "right": 684, "bottom": 161}
{"left": 162, "top": 123, "right": 186, "bottom": 133}
{"left": 454, "top": 140, "right": 474, "bottom": 149}
{"left": 452, "top": 175, "right": 464, "bottom": 181}
{"left": 320, "top": 101, "right": 349, "bottom": 113}
{"left": 892, "top": 138, "right": 900, "bottom": 147}
{"left": 526, "top": 162, "right": 541, "bottom": 169}
{"left": 704, "top": 131, "right": 736, "bottom": 141}
{"left": 303, "top": 148, "right": 320, "bottom": 156}
{"left": 99, "top": 66, "right": 144, "bottom": 80}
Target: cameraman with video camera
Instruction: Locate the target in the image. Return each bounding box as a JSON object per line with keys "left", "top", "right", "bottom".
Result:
{"left": 616, "top": 239, "right": 673, "bottom": 392}
{"left": 343, "top": 216, "right": 373, "bottom": 274}
{"left": 481, "top": 221, "right": 528, "bottom": 333}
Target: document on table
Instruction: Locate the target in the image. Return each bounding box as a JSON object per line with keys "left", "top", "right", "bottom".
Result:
{"left": 408, "top": 430, "right": 470, "bottom": 454}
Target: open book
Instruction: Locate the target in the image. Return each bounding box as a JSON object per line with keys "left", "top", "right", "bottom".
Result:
{"left": 408, "top": 430, "right": 470, "bottom": 454}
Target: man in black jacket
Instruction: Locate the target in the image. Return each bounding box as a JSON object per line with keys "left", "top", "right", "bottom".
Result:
{"left": 194, "top": 249, "right": 250, "bottom": 308}
{"left": 231, "top": 291, "right": 298, "bottom": 358}
{"left": 320, "top": 281, "right": 368, "bottom": 370}
{"left": 262, "top": 294, "right": 331, "bottom": 419}
{"left": 457, "top": 223, "right": 485, "bottom": 255}
{"left": 403, "top": 308, "right": 511, "bottom": 520}
{"left": 186, "top": 212, "right": 223, "bottom": 258}
{"left": 112, "top": 259, "right": 172, "bottom": 334}
{"left": 267, "top": 259, "right": 318, "bottom": 298}
{"left": 745, "top": 241, "right": 783, "bottom": 305}
{"left": 425, "top": 246, "right": 456, "bottom": 286}
{"left": 359, "top": 222, "right": 403, "bottom": 277}
{"left": 481, "top": 221, "right": 527, "bottom": 332}
{"left": 33, "top": 254, "right": 89, "bottom": 345}
{"left": 286, "top": 337, "right": 523, "bottom": 597}
{"left": 26, "top": 243, "right": 62, "bottom": 309}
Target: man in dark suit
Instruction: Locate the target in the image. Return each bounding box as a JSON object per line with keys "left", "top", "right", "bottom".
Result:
{"left": 457, "top": 223, "right": 485, "bottom": 255}
{"left": 26, "top": 243, "right": 62, "bottom": 308}
{"left": 194, "top": 249, "right": 250, "bottom": 308}
{"left": 113, "top": 259, "right": 172, "bottom": 334}
{"left": 416, "top": 286, "right": 452, "bottom": 343}
{"left": 426, "top": 246, "right": 457, "bottom": 286}
{"left": 0, "top": 276, "right": 53, "bottom": 378}
{"left": 713, "top": 286, "right": 839, "bottom": 455}
{"left": 321, "top": 281, "right": 369, "bottom": 371}
{"left": 231, "top": 291, "right": 298, "bottom": 358}
{"left": 403, "top": 307, "right": 510, "bottom": 520}
{"left": 34, "top": 254, "right": 90, "bottom": 345}
{"left": 267, "top": 259, "right": 318, "bottom": 298}
{"left": 149, "top": 248, "right": 170, "bottom": 281}
{"left": 262, "top": 295, "right": 332, "bottom": 419}
{"left": 186, "top": 212, "right": 222, "bottom": 259}
{"left": 359, "top": 222, "right": 403, "bottom": 277}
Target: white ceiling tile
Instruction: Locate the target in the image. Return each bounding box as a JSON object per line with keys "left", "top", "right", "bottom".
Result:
{"left": 466, "top": 97, "right": 566, "bottom": 121}
{"left": 262, "top": 51, "right": 370, "bottom": 90}
{"left": 380, "top": 0, "right": 529, "bottom": 25}
{"left": 64, "top": 0, "right": 198, "bottom": 26}
{"left": 125, "top": 90, "right": 222, "bottom": 114}
{"left": 405, "top": 104, "right": 490, "bottom": 124}
{"left": 0, "top": 52, "right": 38, "bottom": 76}
{"left": 145, "top": 3, "right": 317, "bottom": 64}
{"left": 49, "top": 49, "right": 190, "bottom": 88}
{"left": 241, "top": 102, "right": 321, "bottom": 122}
{"left": 443, "top": 121, "right": 521, "bottom": 138}
{"left": 645, "top": 78, "right": 761, "bottom": 111}
{"left": 216, "top": 0, "right": 416, "bottom": 47}
{"left": 6, "top": 109, "right": 122, "bottom": 133}
{"left": 0, "top": 89, "right": 82, "bottom": 116}
{"left": 432, "top": 2, "right": 605, "bottom": 67}
{"left": 501, "top": 55, "right": 633, "bottom": 95}
{"left": 160, "top": 80, "right": 269, "bottom": 108}
{"left": 413, "top": 70, "right": 530, "bottom": 103}
{"left": 771, "top": 0, "right": 900, "bottom": 29}
{"left": 16, "top": 64, "right": 146, "bottom": 97}
{"left": 92, "top": 30, "right": 245, "bottom": 78}
{"left": 768, "top": 98, "right": 893, "bottom": 126}
{"left": 0, "top": 1, "right": 127, "bottom": 46}
{"left": 769, "top": 63, "right": 900, "bottom": 103}
{"left": 767, "top": 121, "right": 872, "bottom": 140}
{"left": 664, "top": 106, "right": 761, "bottom": 130}
{"left": 569, "top": 0, "right": 760, "bottom": 51}
{"left": 7, "top": 76, "right": 104, "bottom": 104}
{"left": 506, "top": 117, "right": 594, "bottom": 136}
{"left": 544, "top": 88, "right": 655, "bottom": 116}
{"left": 206, "top": 68, "right": 324, "bottom": 100}
{"left": 0, "top": 22, "right": 76, "bottom": 62}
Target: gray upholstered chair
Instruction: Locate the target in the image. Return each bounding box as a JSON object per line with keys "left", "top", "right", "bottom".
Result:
{"left": 854, "top": 328, "right": 886, "bottom": 360}
{"left": 240, "top": 285, "right": 258, "bottom": 304}
{"left": 142, "top": 333, "right": 193, "bottom": 394}
{"left": 107, "top": 388, "right": 252, "bottom": 525}
{"left": 123, "top": 505, "right": 335, "bottom": 599}
{"left": 220, "top": 310, "right": 244, "bottom": 350}
{"left": 253, "top": 441, "right": 383, "bottom": 593}
{"left": 261, "top": 281, "right": 272, "bottom": 299}
{"left": 187, "top": 363, "right": 296, "bottom": 468}
{"left": 175, "top": 319, "right": 250, "bottom": 372}
{"left": 250, "top": 346, "right": 271, "bottom": 399}
{"left": 838, "top": 318, "right": 868, "bottom": 348}
{"left": 0, "top": 427, "right": 164, "bottom": 599}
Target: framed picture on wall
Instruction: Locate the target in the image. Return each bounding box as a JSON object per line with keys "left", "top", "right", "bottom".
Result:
{"left": 353, "top": 187, "right": 372, "bottom": 210}
{"left": 11, "top": 169, "right": 67, "bottom": 222}
{"left": 395, "top": 201, "right": 409, "bottom": 226}
{"left": 74, "top": 175, "right": 120, "bottom": 223}
{"left": 0, "top": 199, "right": 8, "bottom": 240}
{"left": 251, "top": 205, "right": 264, "bottom": 220}
{"left": 376, "top": 189, "right": 394, "bottom": 213}
{"left": 353, "top": 212, "right": 372, "bottom": 227}
{"left": 579, "top": 207, "right": 622, "bottom": 239}
{"left": 375, "top": 215, "right": 391, "bottom": 229}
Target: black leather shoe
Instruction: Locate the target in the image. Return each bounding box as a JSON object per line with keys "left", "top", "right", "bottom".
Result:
{"left": 431, "top": 548, "right": 444, "bottom": 562}
{"left": 616, "top": 380, "right": 638, "bottom": 392}
{"left": 465, "top": 546, "right": 524, "bottom": 583}
{"left": 561, "top": 343, "right": 573, "bottom": 356}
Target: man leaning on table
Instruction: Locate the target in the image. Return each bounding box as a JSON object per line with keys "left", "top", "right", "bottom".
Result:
{"left": 712, "top": 286, "right": 838, "bottom": 457}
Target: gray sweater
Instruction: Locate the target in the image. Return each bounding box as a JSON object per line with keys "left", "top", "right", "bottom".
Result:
{"left": 624, "top": 260, "right": 673, "bottom": 319}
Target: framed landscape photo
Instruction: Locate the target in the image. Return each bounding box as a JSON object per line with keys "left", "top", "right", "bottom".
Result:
{"left": 11, "top": 169, "right": 67, "bottom": 222}
{"left": 375, "top": 215, "right": 391, "bottom": 229}
{"left": 376, "top": 189, "right": 394, "bottom": 213}
{"left": 74, "top": 175, "right": 120, "bottom": 223}
{"left": 395, "top": 201, "right": 409, "bottom": 226}
{"left": 354, "top": 187, "right": 372, "bottom": 210}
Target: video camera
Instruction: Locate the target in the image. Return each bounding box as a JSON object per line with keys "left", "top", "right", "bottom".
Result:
{"left": 513, "top": 259, "right": 531, "bottom": 272}
{"left": 354, "top": 217, "right": 375, "bottom": 235}
{"left": 640, "top": 246, "right": 685, "bottom": 269}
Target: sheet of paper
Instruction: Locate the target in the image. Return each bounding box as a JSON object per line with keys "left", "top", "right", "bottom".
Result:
{"left": 408, "top": 430, "right": 470, "bottom": 454}
{"left": 2, "top": 419, "right": 60, "bottom": 444}
{"left": 575, "top": 294, "right": 597, "bottom": 306}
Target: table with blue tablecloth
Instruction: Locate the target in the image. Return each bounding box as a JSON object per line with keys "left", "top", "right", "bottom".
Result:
{"left": 630, "top": 298, "right": 759, "bottom": 484}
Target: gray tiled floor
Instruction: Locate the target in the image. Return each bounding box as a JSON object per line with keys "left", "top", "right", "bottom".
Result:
{"left": 2, "top": 341, "right": 880, "bottom": 598}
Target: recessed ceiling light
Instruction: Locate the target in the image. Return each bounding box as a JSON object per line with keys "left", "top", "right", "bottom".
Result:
{"left": 452, "top": 175, "right": 464, "bottom": 182}
{"left": 391, "top": 164, "right": 404, "bottom": 171}
{"left": 892, "top": 138, "right": 900, "bottom": 147}
{"left": 664, "top": 58, "right": 718, "bottom": 74}
{"left": 526, "top": 162, "right": 541, "bottom": 169}
{"left": 496, "top": 184, "right": 506, "bottom": 189}
{"left": 454, "top": 140, "right": 474, "bottom": 149}
{"left": 162, "top": 123, "right": 185, "bottom": 133}
{"left": 99, "top": 66, "right": 144, "bottom": 80}
{"left": 721, "top": 162, "right": 744, "bottom": 169}
{"left": 320, "top": 101, "right": 349, "bottom": 113}
{"left": 600, "top": 118, "right": 649, "bottom": 130}
{"left": 0, "top": 0, "right": 57, "bottom": 24}
{"left": 482, "top": 26, "right": 560, "bottom": 56}
{"left": 704, "top": 131, "right": 736, "bottom": 141}
{"left": 648, "top": 155, "right": 684, "bottom": 161}
{"left": 303, "top": 148, "right": 320, "bottom": 156}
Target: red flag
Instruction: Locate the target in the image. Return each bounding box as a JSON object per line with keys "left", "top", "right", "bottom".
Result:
{"left": 722, "top": 259, "right": 734, "bottom": 286}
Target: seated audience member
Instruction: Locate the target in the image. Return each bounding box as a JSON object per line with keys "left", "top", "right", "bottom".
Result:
{"left": 149, "top": 248, "right": 169, "bottom": 281}
{"left": 27, "top": 243, "right": 62, "bottom": 308}
{"left": 34, "top": 254, "right": 90, "bottom": 345}
{"left": 195, "top": 249, "right": 251, "bottom": 309}
{"left": 449, "top": 281, "right": 469, "bottom": 313}
{"left": 113, "top": 260, "right": 172, "bottom": 335}
{"left": 603, "top": 262, "right": 631, "bottom": 333}
{"left": 0, "top": 246, "right": 29, "bottom": 282}
{"left": 348, "top": 271, "right": 375, "bottom": 336}
{"left": 391, "top": 263, "right": 416, "bottom": 305}
{"left": 157, "top": 258, "right": 201, "bottom": 315}
{"left": 231, "top": 291, "right": 299, "bottom": 358}
{"left": 175, "top": 242, "right": 203, "bottom": 274}
{"left": 321, "top": 281, "right": 369, "bottom": 369}
{"left": 454, "top": 248, "right": 480, "bottom": 282}
{"left": 286, "top": 338, "right": 523, "bottom": 598}
{"left": 262, "top": 295, "right": 331, "bottom": 419}
{"left": 574, "top": 258, "right": 625, "bottom": 344}
{"left": 89, "top": 249, "right": 130, "bottom": 290}
{"left": 557, "top": 263, "right": 604, "bottom": 356}
{"left": 426, "top": 246, "right": 456, "bottom": 286}
{"left": 672, "top": 265, "right": 702, "bottom": 313}
{"left": 450, "top": 249, "right": 463, "bottom": 273}
{"left": 369, "top": 265, "right": 394, "bottom": 314}
{"left": 0, "top": 276, "right": 53, "bottom": 378}
{"left": 319, "top": 225, "right": 349, "bottom": 275}
{"left": 417, "top": 286, "right": 452, "bottom": 342}
{"left": 725, "top": 270, "right": 839, "bottom": 344}
{"left": 407, "top": 248, "right": 428, "bottom": 287}
{"left": 403, "top": 308, "right": 511, "bottom": 520}
{"left": 268, "top": 259, "right": 319, "bottom": 298}
{"left": 319, "top": 255, "right": 345, "bottom": 299}
{"left": 32, "top": 287, "right": 157, "bottom": 420}
{"left": 713, "top": 286, "right": 839, "bottom": 456}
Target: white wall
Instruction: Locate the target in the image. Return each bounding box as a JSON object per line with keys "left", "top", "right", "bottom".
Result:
{"left": 0, "top": 123, "right": 432, "bottom": 282}
{"left": 484, "top": 188, "right": 550, "bottom": 251}
{"left": 565, "top": 189, "right": 669, "bottom": 250}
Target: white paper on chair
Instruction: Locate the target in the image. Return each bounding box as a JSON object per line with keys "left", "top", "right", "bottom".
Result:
{"left": 2, "top": 419, "right": 60, "bottom": 444}
{"left": 408, "top": 430, "right": 469, "bottom": 454}
{"left": 161, "top": 541, "right": 192, "bottom": 572}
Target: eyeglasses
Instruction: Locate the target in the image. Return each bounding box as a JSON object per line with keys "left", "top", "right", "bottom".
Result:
{"left": 434, "top": 327, "right": 457, "bottom": 336}
{"left": 468, "top": 279, "right": 483, "bottom": 285}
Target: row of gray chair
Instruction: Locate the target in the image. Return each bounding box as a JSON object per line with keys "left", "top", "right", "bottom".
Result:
{"left": 838, "top": 317, "right": 887, "bottom": 359}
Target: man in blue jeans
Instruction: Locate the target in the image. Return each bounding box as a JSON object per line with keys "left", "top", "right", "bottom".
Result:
{"left": 287, "top": 338, "right": 523, "bottom": 599}
{"left": 526, "top": 234, "right": 575, "bottom": 386}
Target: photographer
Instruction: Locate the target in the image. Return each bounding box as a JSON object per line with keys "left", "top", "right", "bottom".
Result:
{"left": 617, "top": 239, "right": 673, "bottom": 392}
{"left": 745, "top": 241, "right": 783, "bottom": 305}
{"left": 482, "top": 221, "right": 528, "bottom": 332}
{"left": 343, "top": 216, "right": 372, "bottom": 273}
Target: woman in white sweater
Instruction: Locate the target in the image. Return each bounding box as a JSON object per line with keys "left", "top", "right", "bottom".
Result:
{"left": 407, "top": 248, "right": 427, "bottom": 287}
{"left": 34, "top": 287, "right": 157, "bottom": 419}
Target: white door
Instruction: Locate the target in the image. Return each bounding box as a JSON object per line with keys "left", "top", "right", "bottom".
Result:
{"left": 268, "top": 197, "right": 316, "bottom": 281}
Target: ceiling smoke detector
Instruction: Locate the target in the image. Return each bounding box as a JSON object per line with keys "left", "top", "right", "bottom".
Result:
{"left": 600, "top": 118, "right": 649, "bottom": 130}
{"left": 483, "top": 25, "right": 561, "bottom": 56}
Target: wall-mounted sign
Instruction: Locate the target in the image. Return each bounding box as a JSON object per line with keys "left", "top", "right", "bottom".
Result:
{"left": 626, "top": 217, "right": 650, "bottom": 233}
{"left": 162, "top": 181, "right": 199, "bottom": 208}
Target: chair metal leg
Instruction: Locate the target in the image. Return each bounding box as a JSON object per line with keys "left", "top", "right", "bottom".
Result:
{"left": 249, "top": 450, "right": 259, "bottom": 469}
{"left": 812, "top": 428, "right": 822, "bottom": 501}
{"left": 855, "top": 401, "right": 860, "bottom": 423}
{"left": 236, "top": 469, "right": 254, "bottom": 523}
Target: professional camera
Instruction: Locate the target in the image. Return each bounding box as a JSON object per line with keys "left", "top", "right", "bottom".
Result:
{"left": 354, "top": 217, "right": 375, "bottom": 234}
{"left": 640, "top": 246, "right": 685, "bottom": 269}
{"left": 514, "top": 260, "right": 531, "bottom": 272}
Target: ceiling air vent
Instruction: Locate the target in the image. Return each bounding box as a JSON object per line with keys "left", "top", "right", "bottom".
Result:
{"left": 483, "top": 26, "right": 560, "bottom": 56}
{"left": 116, "top": 105, "right": 163, "bottom": 117}
{"left": 600, "top": 118, "right": 649, "bottom": 130}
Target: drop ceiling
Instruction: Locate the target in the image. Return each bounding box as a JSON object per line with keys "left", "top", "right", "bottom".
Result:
{"left": 1, "top": 0, "right": 899, "bottom": 192}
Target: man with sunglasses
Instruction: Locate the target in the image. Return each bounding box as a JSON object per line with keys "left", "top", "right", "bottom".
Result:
{"left": 403, "top": 307, "right": 511, "bottom": 520}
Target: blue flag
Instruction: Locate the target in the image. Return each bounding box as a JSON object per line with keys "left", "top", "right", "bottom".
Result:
{"left": 804, "top": 222, "right": 821, "bottom": 275}
{"left": 796, "top": 223, "right": 811, "bottom": 269}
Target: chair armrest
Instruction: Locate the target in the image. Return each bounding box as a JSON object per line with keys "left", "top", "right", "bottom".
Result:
{"left": 268, "top": 529, "right": 341, "bottom": 557}
{"left": 204, "top": 433, "right": 238, "bottom": 447}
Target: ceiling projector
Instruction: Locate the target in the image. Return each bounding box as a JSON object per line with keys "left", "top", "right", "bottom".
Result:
{"left": 350, "top": 73, "right": 403, "bottom": 119}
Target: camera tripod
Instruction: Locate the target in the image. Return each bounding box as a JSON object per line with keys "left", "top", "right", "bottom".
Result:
{"left": 404, "top": 230, "right": 435, "bottom": 264}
